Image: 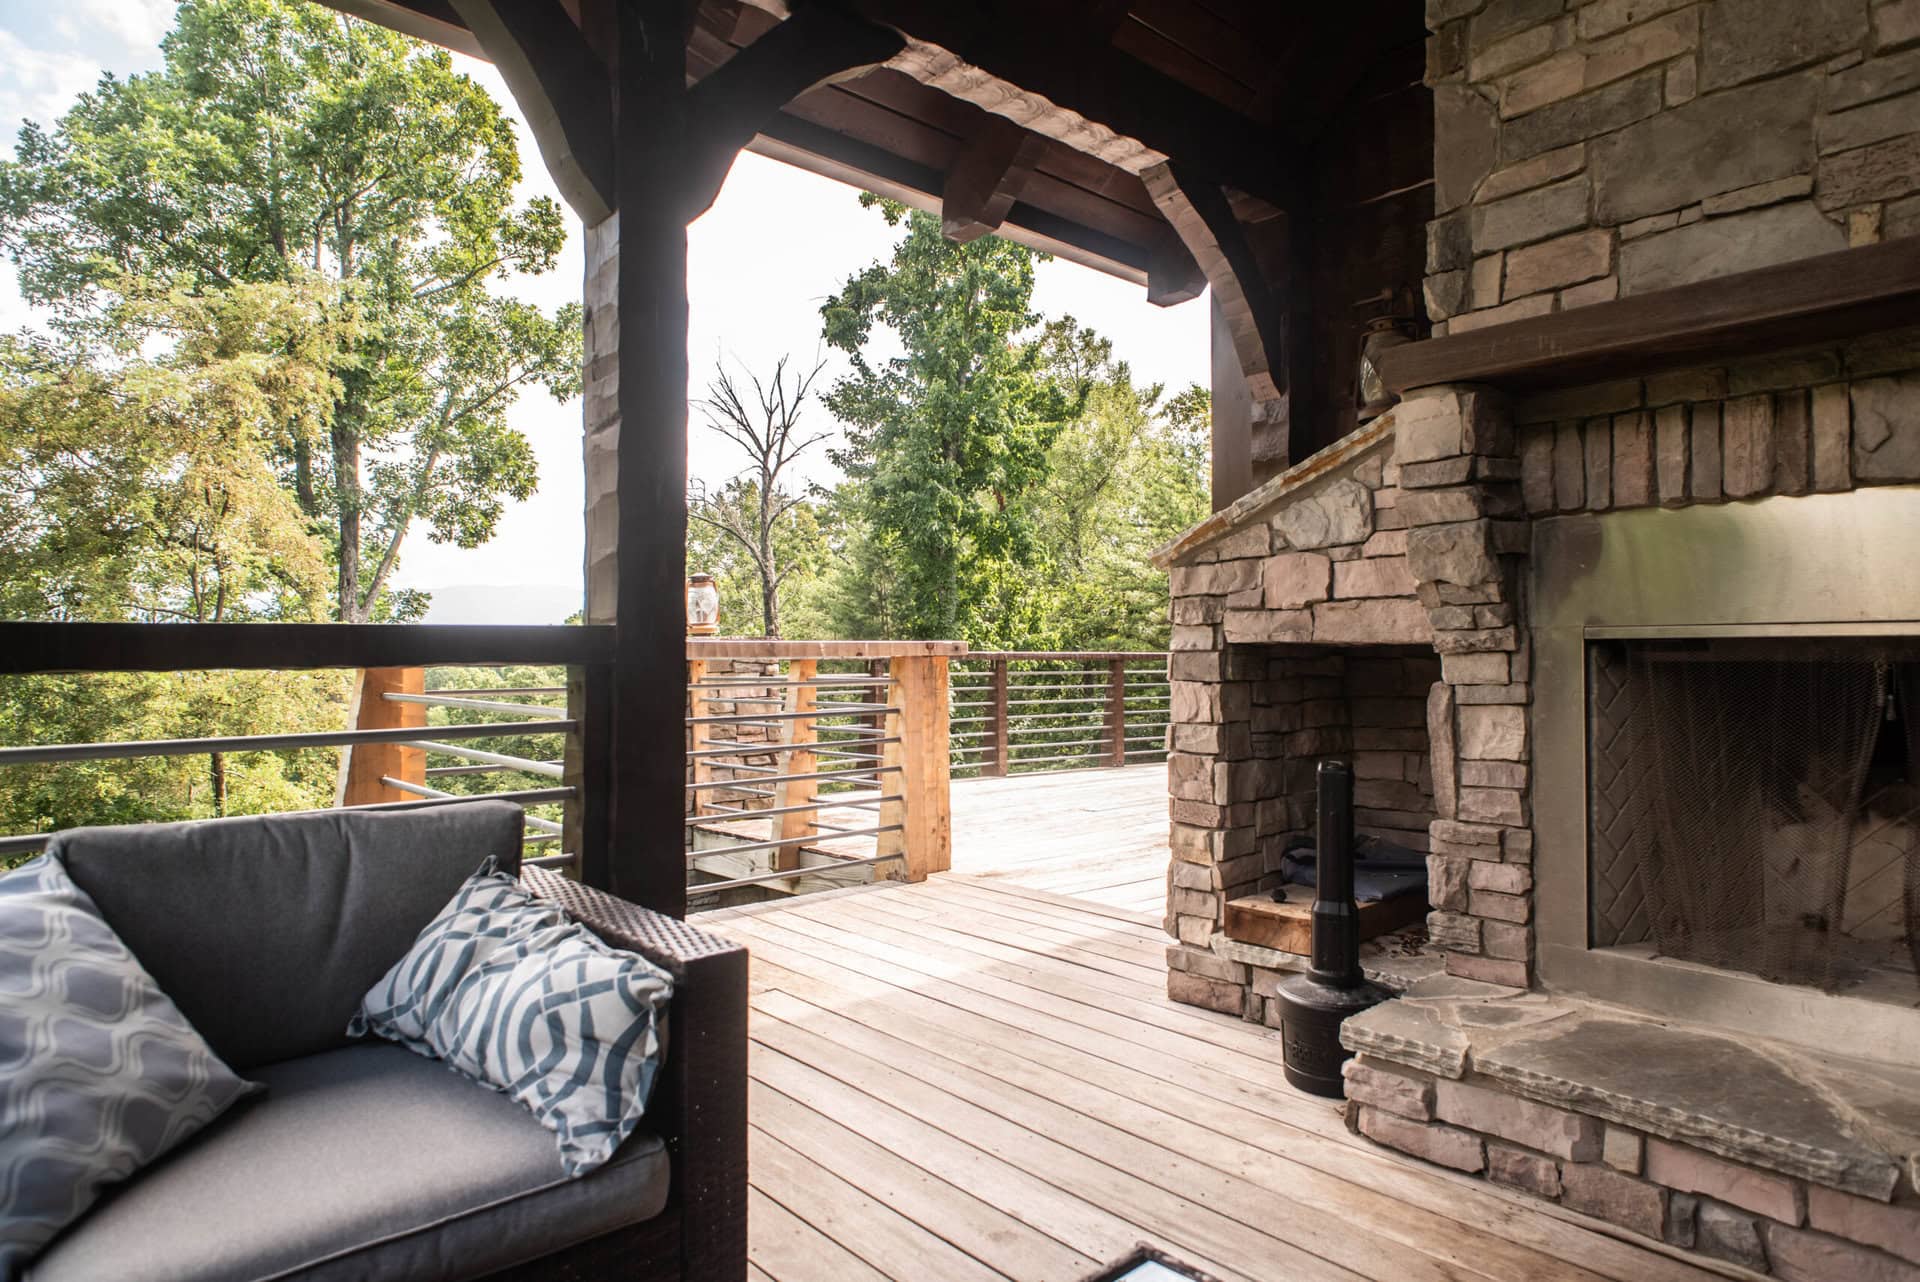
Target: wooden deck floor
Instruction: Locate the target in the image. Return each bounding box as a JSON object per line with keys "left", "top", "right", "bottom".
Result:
{"left": 698, "top": 788, "right": 1737, "bottom": 1282}
{"left": 948, "top": 763, "right": 1172, "bottom": 914}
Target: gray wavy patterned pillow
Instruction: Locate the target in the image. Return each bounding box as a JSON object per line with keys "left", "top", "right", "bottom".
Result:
{"left": 350, "top": 861, "right": 673, "bottom": 1177}
{"left": 0, "top": 854, "right": 257, "bottom": 1278}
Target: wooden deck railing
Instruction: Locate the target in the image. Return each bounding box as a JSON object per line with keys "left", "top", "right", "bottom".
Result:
{"left": 949, "top": 652, "right": 1170, "bottom": 777}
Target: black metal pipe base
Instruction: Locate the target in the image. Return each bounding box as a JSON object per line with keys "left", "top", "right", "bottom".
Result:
{"left": 1274, "top": 971, "right": 1392, "bottom": 1097}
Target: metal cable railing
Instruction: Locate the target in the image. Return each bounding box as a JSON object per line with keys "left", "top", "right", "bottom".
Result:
{"left": 949, "top": 651, "right": 1169, "bottom": 778}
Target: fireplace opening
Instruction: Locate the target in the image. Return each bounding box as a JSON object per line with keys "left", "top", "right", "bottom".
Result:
{"left": 1589, "top": 637, "right": 1920, "bottom": 999}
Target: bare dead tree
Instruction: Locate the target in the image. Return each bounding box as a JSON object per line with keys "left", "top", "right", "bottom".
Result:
{"left": 688, "top": 355, "right": 829, "bottom": 637}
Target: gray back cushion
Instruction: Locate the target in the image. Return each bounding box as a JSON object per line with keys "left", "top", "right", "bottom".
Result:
{"left": 49, "top": 802, "right": 524, "bottom": 1071}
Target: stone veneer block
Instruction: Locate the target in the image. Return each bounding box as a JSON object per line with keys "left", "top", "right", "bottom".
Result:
{"left": 1611, "top": 411, "right": 1655, "bottom": 506}
{"left": 1620, "top": 202, "right": 1849, "bottom": 295}
{"left": 1488, "top": 1144, "right": 1562, "bottom": 1199}
{"left": 1773, "top": 388, "right": 1813, "bottom": 495}
{"left": 1343, "top": 1060, "right": 1436, "bottom": 1121}
{"left": 1167, "top": 969, "right": 1245, "bottom": 1016}
{"left": 1591, "top": 74, "right": 1816, "bottom": 224}
{"left": 1340, "top": 999, "right": 1470, "bottom": 1079}
{"left": 1721, "top": 393, "right": 1777, "bottom": 497}
{"left": 1310, "top": 599, "right": 1435, "bottom": 645}
{"left": 1654, "top": 405, "right": 1689, "bottom": 504}
{"left": 1813, "top": 383, "right": 1854, "bottom": 491}
{"left": 1698, "top": 1201, "right": 1769, "bottom": 1273}
{"left": 1701, "top": 0, "right": 1870, "bottom": 92}
{"left": 1333, "top": 556, "right": 1417, "bottom": 598}
{"left": 1646, "top": 1136, "right": 1806, "bottom": 1224}
{"left": 1582, "top": 417, "right": 1613, "bottom": 509}
{"left": 1475, "top": 1018, "right": 1903, "bottom": 1199}
{"left": 1808, "top": 1185, "right": 1920, "bottom": 1266}
{"left": 1852, "top": 373, "right": 1920, "bottom": 480}
{"left": 1500, "top": 72, "right": 1663, "bottom": 165}
{"left": 1560, "top": 1163, "right": 1667, "bottom": 1239}
{"left": 1552, "top": 423, "right": 1586, "bottom": 509}
{"left": 1263, "top": 551, "right": 1331, "bottom": 610}
{"left": 1358, "top": 1107, "right": 1486, "bottom": 1173}
{"left": 1457, "top": 705, "right": 1527, "bottom": 761}
{"left": 1763, "top": 1222, "right": 1920, "bottom": 1282}
{"left": 1520, "top": 430, "right": 1555, "bottom": 512}
{"left": 1407, "top": 520, "right": 1500, "bottom": 589}
{"left": 1604, "top": 1126, "right": 1644, "bottom": 1174}
{"left": 1689, "top": 401, "right": 1724, "bottom": 499}
{"left": 1436, "top": 1078, "right": 1603, "bottom": 1161}
{"left": 1274, "top": 480, "right": 1373, "bottom": 549}
{"left": 1428, "top": 682, "right": 1458, "bottom": 821}
{"left": 1445, "top": 952, "right": 1530, "bottom": 987}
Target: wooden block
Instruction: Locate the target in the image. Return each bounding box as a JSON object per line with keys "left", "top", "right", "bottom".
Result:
{"left": 1224, "top": 891, "right": 1429, "bottom": 955}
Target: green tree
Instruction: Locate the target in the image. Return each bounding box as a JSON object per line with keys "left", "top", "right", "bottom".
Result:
{"left": 0, "top": 0, "right": 581, "bottom": 622}
{"left": 1014, "top": 317, "right": 1209, "bottom": 651}
{"left": 0, "top": 278, "right": 356, "bottom": 835}
{"left": 821, "top": 196, "right": 1082, "bottom": 643}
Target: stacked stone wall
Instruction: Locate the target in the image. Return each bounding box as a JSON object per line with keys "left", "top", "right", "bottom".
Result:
{"left": 1426, "top": 0, "right": 1920, "bottom": 335}
{"left": 1347, "top": 1054, "right": 1920, "bottom": 1279}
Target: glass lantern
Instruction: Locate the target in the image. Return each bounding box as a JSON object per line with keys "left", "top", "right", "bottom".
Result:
{"left": 685, "top": 573, "right": 720, "bottom": 635}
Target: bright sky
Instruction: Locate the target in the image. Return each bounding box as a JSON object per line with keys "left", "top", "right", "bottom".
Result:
{"left": 0, "top": 1, "right": 1209, "bottom": 623}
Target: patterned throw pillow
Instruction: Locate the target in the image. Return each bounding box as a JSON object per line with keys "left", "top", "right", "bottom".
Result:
{"left": 0, "top": 854, "right": 257, "bottom": 1278}
{"left": 350, "top": 861, "right": 674, "bottom": 1177}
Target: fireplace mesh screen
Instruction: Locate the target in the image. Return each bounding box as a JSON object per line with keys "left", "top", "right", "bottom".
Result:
{"left": 1593, "top": 643, "right": 1920, "bottom": 993}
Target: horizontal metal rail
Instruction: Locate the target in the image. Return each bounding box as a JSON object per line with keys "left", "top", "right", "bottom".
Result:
{"left": 0, "top": 719, "right": 573, "bottom": 768}
{"left": 690, "top": 823, "right": 902, "bottom": 860}
{"left": 523, "top": 851, "right": 578, "bottom": 869}
{"left": 406, "top": 741, "right": 566, "bottom": 778}
{"left": 689, "top": 851, "right": 902, "bottom": 895}
{"left": 690, "top": 795, "right": 897, "bottom": 825}
{"left": 685, "top": 736, "right": 900, "bottom": 760}
{"left": 384, "top": 692, "right": 566, "bottom": 719}
{"left": 687, "top": 766, "right": 895, "bottom": 791}
{"left": 687, "top": 706, "right": 892, "bottom": 726}
{"left": 425, "top": 761, "right": 562, "bottom": 777}
{"left": 379, "top": 778, "right": 567, "bottom": 833}
{"left": 430, "top": 686, "right": 565, "bottom": 697}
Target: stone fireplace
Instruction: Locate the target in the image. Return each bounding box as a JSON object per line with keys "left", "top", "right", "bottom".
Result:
{"left": 1154, "top": 0, "right": 1920, "bottom": 1272}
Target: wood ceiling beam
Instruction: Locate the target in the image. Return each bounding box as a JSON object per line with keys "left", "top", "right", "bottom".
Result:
{"left": 1146, "top": 229, "right": 1205, "bottom": 307}
{"left": 844, "top": 0, "right": 1304, "bottom": 209}
{"left": 681, "top": 5, "right": 907, "bottom": 219}
{"left": 449, "top": 0, "right": 614, "bottom": 222}
{"left": 940, "top": 114, "right": 1047, "bottom": 244}
{"left": 1142, "top": 161, "right": 1285, "bottom": 402}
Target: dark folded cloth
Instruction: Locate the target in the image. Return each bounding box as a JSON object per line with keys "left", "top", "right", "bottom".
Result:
{"left": 1277, "top": 834, "right": 1429, "bottom": 903}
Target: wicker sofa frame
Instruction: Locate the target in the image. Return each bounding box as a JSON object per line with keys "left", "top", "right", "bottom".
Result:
{"left": 477, "top": 867, "right": 749, "bottom": 1282}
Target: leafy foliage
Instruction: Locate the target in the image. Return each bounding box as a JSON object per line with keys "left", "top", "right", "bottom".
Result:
{"left": 820, "top": 196, "right": 1084, "bottom": 643}
{"left": 0, "top": 0, "right": 581, "bottom": 622}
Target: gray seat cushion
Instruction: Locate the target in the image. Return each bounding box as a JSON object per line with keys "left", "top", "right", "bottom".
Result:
{"left": 27, "top": 1043, "right": 670, "bottom": 1282}
{"left": 50, "top": 802, "right": 524, "bottom": 1070}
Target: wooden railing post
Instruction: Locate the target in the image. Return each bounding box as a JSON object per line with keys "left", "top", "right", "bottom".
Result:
{"left": 1107, "top": 658, "right": 1128, "bottom": 767}
{"left": 337, "top": 667, "right": 427, "bottom": 806}
{"left": 885, "top": 655, "right": 951, "bottom": 881}
{"left": 986, "top": 657, "right": 1010, "bottom": 777}
{"left": 772, "top": 659, "right": 818, "bottom": 872}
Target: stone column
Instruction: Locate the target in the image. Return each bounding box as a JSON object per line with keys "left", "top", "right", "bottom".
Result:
{"left": 1395, "top": 384, "right": 1536, "bottom": 988}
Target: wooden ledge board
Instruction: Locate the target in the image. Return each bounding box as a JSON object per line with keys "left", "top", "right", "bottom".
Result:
{"left": 1225, "top": 891, "right": 1429, "bottom": 956}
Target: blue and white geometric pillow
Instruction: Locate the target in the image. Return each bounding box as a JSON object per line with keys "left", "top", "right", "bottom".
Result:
{"left": 350, "top": 860, "right": 674, "bottom": 1177}
{"left": 0, "top": 854, "right": 258, "bottom": 1278}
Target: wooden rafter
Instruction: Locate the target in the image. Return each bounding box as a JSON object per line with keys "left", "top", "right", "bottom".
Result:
{"left": 1141, "top": 161, "right": 1285, "bottom": 402}
{"left": 449, "top": 0, "right": 614, "bottom": 221}
{"left": 940, "top": 113, "right": 1047, "bottom": 243}
{"left": 681, "top": 5, "right": 906, "bottom": 219}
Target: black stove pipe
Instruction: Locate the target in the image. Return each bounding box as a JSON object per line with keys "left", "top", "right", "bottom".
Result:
{"left": 1274, "top": 759, "right": 1392, "bottom": 1097}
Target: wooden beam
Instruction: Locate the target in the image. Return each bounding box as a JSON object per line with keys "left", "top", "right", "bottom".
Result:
{"left": 450, "top": 0, "right": 614, "bottom": 222}
{"left": 1379, "top": 235, "right": 1920, "bottom": 395}
{"left": 940, "top": 113, "right": 1046, "bottom": 243}
{"left": 681, "top": 5, "right": 906, "bottom": 218}
{"left": 1209, "top": 292, "right": 1253, "bottom": 510}
{"left": 1142, "top": 160, "right": 1285, "bottom": 402}
{"left": 0, "top": 622, "right": 612, "bottom": 675}
{"left": 338, "top": 667, "right": 429, "bottom": 807}
{"left": 316, "top": 0, "right": 482, "bottom": 58}
{"left": 1147, "top": 228, "right": 1205, "bottom": 306}
{"left": 849, "top": 0, "right": 1304, "bottom": 208}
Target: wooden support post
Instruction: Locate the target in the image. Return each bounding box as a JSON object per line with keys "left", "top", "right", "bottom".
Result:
{"left": 686, "top": 658, "right": 710, "bottom": 819}
{"left": 772, "top": 659, "right": 818, "bottom": 872}
{"left": 1107, "top": 658, "right": 1128, "bottom": 768}
{"left": 886, "top": 655, "right": 951, "bottom": 882}
{"left": 986, "top": 657, "right": 1010, "bottom": 777}
{"left": 337, "top": 667, "right": 427, "bottom": 806}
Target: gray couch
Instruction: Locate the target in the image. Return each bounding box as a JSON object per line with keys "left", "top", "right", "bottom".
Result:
{"left": 26, "top": 801, "right": 748, "bottom": 1282}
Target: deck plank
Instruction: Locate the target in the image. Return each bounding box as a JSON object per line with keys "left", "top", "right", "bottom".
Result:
{"left": 704, "top": 764, "right": 1734, "bottom": 1282}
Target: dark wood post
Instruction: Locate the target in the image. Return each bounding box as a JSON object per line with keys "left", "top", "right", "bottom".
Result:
{"left": 1107, "top": 657, "right": 1128, "bottom": 767}
{"left": 986, "top": 657, "right": 1010, "bottom": 777}
{"left": 338, "top": 667, "right": 427, "bottom": 806}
